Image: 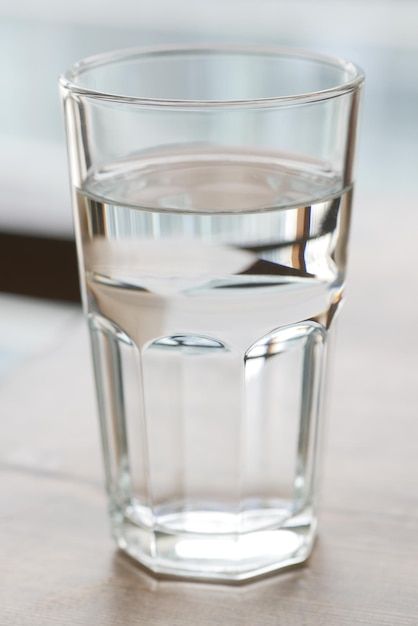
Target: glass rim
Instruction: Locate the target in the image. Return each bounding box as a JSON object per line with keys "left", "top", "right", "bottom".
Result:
{"left": 59, "top": 44, "right": 365, "bottom": 108}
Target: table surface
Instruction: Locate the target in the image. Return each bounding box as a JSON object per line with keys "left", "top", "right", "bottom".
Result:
{"left": 1, "top": 190, "right": 418, "bottom": 625}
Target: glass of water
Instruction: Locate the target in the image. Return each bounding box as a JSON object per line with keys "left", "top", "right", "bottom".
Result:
{"left": 59, "top": 46, "right": 364, "bottom": 582}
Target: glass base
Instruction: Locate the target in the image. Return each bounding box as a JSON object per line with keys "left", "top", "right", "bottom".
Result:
{"left": 112, "top": 508, "right": 317, "bottom": 582}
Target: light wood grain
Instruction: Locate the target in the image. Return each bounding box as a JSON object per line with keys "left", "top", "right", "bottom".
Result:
{"left": 1, "top": 190, "right": 418, "bottom": 624}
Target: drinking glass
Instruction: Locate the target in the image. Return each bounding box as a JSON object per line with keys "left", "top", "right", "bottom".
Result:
{"left": 59, "top": 46, "right": 364, "bottom": 582}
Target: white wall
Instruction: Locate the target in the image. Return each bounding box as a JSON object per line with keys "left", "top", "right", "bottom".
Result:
{"left": 1, "top": 0, "right": 417, "bottom": 48}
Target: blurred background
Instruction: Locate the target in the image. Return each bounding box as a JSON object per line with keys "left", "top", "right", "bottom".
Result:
{"left": 1, "top": 0, "right": 418, "bottom": 367}
{"left": 1, "top": 1, "right": 417, "bottom": 286}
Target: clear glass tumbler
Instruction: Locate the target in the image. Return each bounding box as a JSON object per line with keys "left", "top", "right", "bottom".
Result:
{"left": 59, "top": 46, "right": 364, "bottom": 582}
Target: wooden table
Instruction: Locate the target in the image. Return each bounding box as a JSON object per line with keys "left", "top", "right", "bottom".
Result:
{"left": 1, "top": 191, "right": 417, "bottom": 625}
